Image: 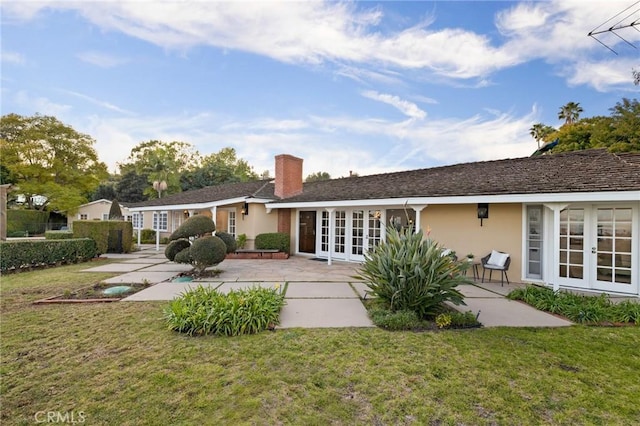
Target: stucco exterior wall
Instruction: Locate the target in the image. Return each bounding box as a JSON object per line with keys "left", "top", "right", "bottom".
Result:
{"left": 421, "top": 203, "right": 523, "bottom": 281}
{"left": 234, "top": 203, "right": 278, "bottom": 249}
{"left": 69, "top": 201, "right": 134, "bottom": 227}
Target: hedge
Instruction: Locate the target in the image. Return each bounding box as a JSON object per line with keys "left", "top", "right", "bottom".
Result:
{"left": 45, "top": 231, "right": 74, "bottom": 240}
{"left": 255, "top": 232, "right": 290, "bottom": 253}
{"left": 0, "top": 239, "right": 98, "bottom": 273}
{"left": 73, "top": 220, "right": 133, "bottom": 254}
{"left": 7, "top": 210, "right": 50, "bottom": 236}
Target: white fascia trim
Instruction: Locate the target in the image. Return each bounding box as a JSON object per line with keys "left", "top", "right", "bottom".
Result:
{"left": 265, "top": 191, "right": 640, "bottom": 209}
{"left": 130, "top": 196, "right": 253, "bottom": 212}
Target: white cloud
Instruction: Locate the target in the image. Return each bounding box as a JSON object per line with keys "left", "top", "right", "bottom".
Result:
{"left": 3, "top": 0, "right": 636, "bottom": 90}
{"left": 361, "top": 90, "right": 426, "bottom": 120}
{"left": 58, "top": 89, "right": 135, "bottom": 115}
{"left": 565, "top": 58, "right": 639, "bottom": 92}
{"left": 13, "top": 90, "right": 72, "bottom": 117}
{"left": 1, "top": 51, "right": 26, "bottom": 65}
{"left": 77, "top": 51, "right": 129, "bottom": 68}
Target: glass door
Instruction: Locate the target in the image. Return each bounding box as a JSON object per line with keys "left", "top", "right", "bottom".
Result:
{"left": 558, "top": 208, "right": 585, "bottom": 283}
{"left": 592, "top": 207, "right": 635, "bottom": 293}
{"left": 526, "top": 206, "right": 543, "bottom": 279}
{"left": 351, "top": 210, "right": 365, "bottom": 260}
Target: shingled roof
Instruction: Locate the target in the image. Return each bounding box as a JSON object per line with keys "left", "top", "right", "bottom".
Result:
{"left": 131, "top": 149, "right": 639, "bottom": 208}
{"left": 272, "top": 149, "right": 640, "bottom": 203}
{"left": 129, "top": 179, "right": 275, "bottom": 208}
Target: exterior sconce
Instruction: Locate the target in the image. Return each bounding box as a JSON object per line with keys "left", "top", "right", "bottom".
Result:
{"left": 477, "top": 203, "right": 489, "bottom": 226}
{"left": 183, "top": 210, "right": 189, "bottom": 219}
{"left": 241, "top": 202, "right": 249, "bottom": 217}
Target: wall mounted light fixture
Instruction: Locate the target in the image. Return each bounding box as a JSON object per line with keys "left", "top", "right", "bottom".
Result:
{"left": 241, "top": 202, "right": 249, "bottom": 217}
{"left": 477, "top": 203, "right": 489, "bottom": 226}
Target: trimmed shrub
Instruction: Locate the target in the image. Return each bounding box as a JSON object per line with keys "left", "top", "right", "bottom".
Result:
{"left": 45, "top": 231, "right": 74, "bottom": 240}
{"left": 174, "top": 248, "right": 192, "bottom": 264}
{"left": 140, "top": 229, "right": 157, "bottom": 244}
{"left": 0, "top": 239, "right": 98, "bottom": 273}
{"left": 370, "top": 308, "right": 423, "bottom": 331}
{"left": 170, "top": 215, "right": 215, "bottom": 240}
{"left": 73, "top": 220, "right": 133, "bottom": 254}
{"left": 108, "top": 200, "right": 123, "bottom": 220}
{"left": 165, "top": 239, "right": 191, "bottom": 261}
{"left": 164, "top": 285, "right": 286, "bottom": 336}
{"left": 7, "top": 210, "right": 50, "bottom": 235}
{"left": 255, "top": 232, "right": 290, "bottom": 253}
{"left": 190, "top": 236, "right": 226, "bottom": 273}
{"left": 355, "top": 226, "right": 469, "bottom": 319}
{"left": 215, "top": 231, "right": 237, "bottom": 253}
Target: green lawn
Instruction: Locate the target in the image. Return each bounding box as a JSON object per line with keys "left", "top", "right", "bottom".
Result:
{"left": 1, "top": 264, "right": 639, "bottom": 425}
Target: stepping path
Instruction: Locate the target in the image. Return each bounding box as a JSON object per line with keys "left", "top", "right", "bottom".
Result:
{"left": 95, "top": 248, "right": 572, "bottom": 328}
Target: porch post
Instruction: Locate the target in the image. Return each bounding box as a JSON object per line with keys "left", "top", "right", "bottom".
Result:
{"left": 544, "top": 203, "right": 568, "bottom": 292}
{"left": 326, "top": 208, "right": 335, "bottom": 266}
{"left": 155, "top": 210, "right": 160, "bottom": 251}
{"left": 211, "top": 206, "right": 217, "bottom": 228}
{"left": 410, "top": 204, "right": 427, "bottom": 234}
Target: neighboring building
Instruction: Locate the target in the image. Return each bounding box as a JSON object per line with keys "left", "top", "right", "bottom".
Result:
{"left": 126, "top": 150, "right": 639, "bottom": 297}
{"left": 69, "top": 199, "right": 135, "bottom": 226}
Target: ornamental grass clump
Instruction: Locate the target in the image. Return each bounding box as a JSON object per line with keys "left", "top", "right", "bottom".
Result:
{"left": 164, "top": 285, "right": 286, "bottom": 336}
{"left": 355, "top": 226, "right": 470, "bottom": 319}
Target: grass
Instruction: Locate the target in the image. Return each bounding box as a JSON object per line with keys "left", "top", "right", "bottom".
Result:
{"left": 2, "top": 265, "right": 640, "bottom": 424}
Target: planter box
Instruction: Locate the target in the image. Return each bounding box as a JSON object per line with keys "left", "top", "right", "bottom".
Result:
{"left": 225, "top": 250, "right": 289, "bottom": 260}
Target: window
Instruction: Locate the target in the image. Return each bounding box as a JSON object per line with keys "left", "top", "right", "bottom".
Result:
{"left": 559, "top": 208, "right": 584, "bottom": 279}
{"left": 132, "top": 213, "right": 143, "bottom": 229}
{"left": 80, "top": 214, "right": 88, "bottom": 220}
{"left": 102, "top": 213, "right": 109, "bottom": 221}
{"left": 152, "top": 212, "right": 168, "bottom": 231}
{"left": 228, "top": 211, "right": 236, "bottom": 237}
{"left": 526, "top": 205, "right": 543, "bottom": 279}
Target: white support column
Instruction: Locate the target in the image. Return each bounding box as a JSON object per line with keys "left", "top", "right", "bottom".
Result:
{"left": 410, "top": 204, "right": 427, "bottom": 234}
{"left": 326, "top": 208, "right": 335, "bottom": 266}
{"left": 137, "top": 228, "right": 141, "bottom": 246}
{"left": 211, "top": 206, "right": 217, "bottom": 228}
{"left": 155, "top": 211, "right": 160, "bottom": 251}
{"left": 544, "top": 203, "right": 568, "bottom": 292}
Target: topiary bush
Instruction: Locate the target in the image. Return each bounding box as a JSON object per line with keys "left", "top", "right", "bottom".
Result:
{"left": 190, "top": 236, "right": 227, "bottom": 274}
{"left": 164, "top": 285, "right": 286, "bottom": 336}
{"left": 255, "top": 232, "right": 290, "bottom": 253}
{"left": 215, "top": 231, "right": 237, "bottom": 253}
{"left": 170, "top": 215, "right": 215, "bottom": 240}
{"left": 165, "top": 239, "right": 191, "bottom": 261}
{"left": 355, "top": 226, "right": 469, "bottom": 319}
{"left": 174, "top": 248, "right": 193, "bottom": 264}
{"left": 73, "top": 220, "right": 133, "bottom": 254}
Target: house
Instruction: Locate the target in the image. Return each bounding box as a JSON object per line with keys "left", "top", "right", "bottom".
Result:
{"left": 69, "top": 199, "right": 135, "bottom": 226}
{"left": 127, "top": 150, "right": 640, "bottom": 297}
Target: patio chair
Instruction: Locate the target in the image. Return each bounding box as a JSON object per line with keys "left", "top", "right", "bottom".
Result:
{"left": 481, "top": 250, "right": 511, "bottom": 286}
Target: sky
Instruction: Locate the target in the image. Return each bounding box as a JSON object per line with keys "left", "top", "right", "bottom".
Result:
{"left": 1, "top": 0, "right": 639, "bottom": 179}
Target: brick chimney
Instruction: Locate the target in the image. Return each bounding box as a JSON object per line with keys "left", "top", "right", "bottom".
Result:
{"left": 274, "top": 154, "right": 303, "bottom": 199}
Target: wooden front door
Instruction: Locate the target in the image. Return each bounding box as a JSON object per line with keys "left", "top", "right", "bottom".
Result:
{"left": 299, "top": 211, "right": 317, "bottom": 253}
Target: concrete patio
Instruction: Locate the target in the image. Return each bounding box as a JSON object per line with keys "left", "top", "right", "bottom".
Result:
{"left": 93, "top": 247, "right": 572, "bottom": 328}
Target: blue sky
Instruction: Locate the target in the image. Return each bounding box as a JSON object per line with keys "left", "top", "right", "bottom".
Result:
{"left": 1, "top": 1, "right": 638, "bottom": 178}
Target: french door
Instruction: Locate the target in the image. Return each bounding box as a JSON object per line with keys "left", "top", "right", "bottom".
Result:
{"left": 350, "top": 209, "right": 383, "bottom": 261}
{"left": 556, "top": 204, "right": 637, "bottom": 294}
{"left": 591, "top": 206, "right": 635, "bottom": 293}
{"left": 315, "top": 209, "right": 384, "bottom": 261}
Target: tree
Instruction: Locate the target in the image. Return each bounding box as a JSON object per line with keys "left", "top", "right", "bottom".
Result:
{"left": 180, "top": 147, "right": 258, "bottom": 191}
{"left": 108, "top": 199, "right": 123, "bottom": 220}
{"left": 0, "top": 113, "right": 108, "bottom": 212}
{"left": 115, "top": 168, "right": 149, "bottom": 203}
{"left": 305, "top": 171, "right": 331, "bottom": 182}
{"left": 558, "top": 102, "right": 584, "bottom": 126}
{"left": 529, "top": 123, "right": 556, "bottom": 149}
{"left": 123, "top": 140, "right": 200, "bottom": 198}
{"left": 91, "top": 183, "right": 117, "bottom": 201}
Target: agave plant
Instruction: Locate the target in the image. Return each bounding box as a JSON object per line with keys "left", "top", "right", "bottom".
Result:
{"left": 355, "top": 226, "right": 470, "bottom": 318}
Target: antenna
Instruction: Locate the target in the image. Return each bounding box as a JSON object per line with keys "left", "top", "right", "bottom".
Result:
{"left": 588, "top": 1, "right": 640, "bottom": 54}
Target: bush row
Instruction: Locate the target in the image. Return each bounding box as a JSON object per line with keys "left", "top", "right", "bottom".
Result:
{"left": 255, "top": 232, "right": 290, "bottom": 253}
{"left": 164, "top": 285, "right": 286, "bottom": 336}
{"left": 45, "top": 231, "right": 75, "bottom": 240}
{"left": 508, "top": 285, "right": 640, "bottom": 324}
{"left": 73, "top": 220, "right": 133, "bottom": 254}
{"left": 0, "top": 239, "right": 98, "bottom": 273}
{"left": 7, "top": 210, "right": 50, "bottom": 235}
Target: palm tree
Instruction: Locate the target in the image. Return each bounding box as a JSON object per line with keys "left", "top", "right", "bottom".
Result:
{"left": 529, "top": 123, "right": 556, "bottom": 149}
{"left": 558, "top": 102, "right": 583, "bottom": 126}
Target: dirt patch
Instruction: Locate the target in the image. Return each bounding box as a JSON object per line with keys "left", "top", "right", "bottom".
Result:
{"left": 33, "top": 282, "right": 153, "bottom": 304}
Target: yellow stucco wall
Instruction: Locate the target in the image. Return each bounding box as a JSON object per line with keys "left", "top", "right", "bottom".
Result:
{"left": 422, "top": 203, "right": 523, "bottom": 280}
{"left": 234, "top": 203, "right": 278, "bottom": 249}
